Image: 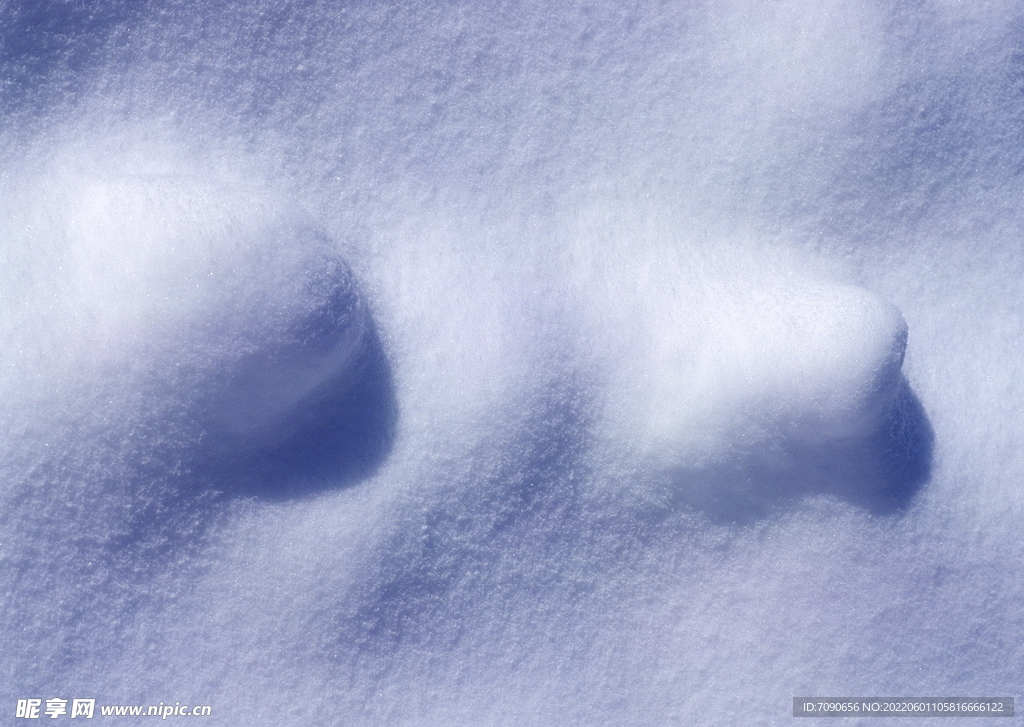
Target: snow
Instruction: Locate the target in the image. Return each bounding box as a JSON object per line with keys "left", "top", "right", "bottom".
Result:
{"left": 1, "top": 1, "right": 1022, "bottom": 725}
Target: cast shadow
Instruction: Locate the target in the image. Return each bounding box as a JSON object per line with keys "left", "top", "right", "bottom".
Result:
{"left": 202, "top": 322, "right": 399, "bottom": 500}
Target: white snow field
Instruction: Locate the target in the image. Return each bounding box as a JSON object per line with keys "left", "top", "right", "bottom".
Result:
{"left": 1, "top": 1, "right": 1022, "bottom": 725}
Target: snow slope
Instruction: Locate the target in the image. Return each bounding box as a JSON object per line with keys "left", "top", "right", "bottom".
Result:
{"left": 1, "top": 1, "right": 1022, "bottom": 724}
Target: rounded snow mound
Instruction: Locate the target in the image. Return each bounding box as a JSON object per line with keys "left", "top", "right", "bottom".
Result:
{"left": 58, "top": 174, "right": 370, "bottom": 449}
{"left": 643, "top": 278, "right": 908, "bottom": 462}
{"left": 596, "top": 260, "right": 926, "bottom": 519}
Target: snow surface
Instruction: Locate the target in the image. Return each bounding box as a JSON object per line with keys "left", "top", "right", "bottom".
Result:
{"left": 1, "top": 1, "right": 1022, "bottom": 725}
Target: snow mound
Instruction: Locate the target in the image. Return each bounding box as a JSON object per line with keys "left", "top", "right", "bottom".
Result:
{"left": 644, "top": 278, "right": 907, "bottom": 461}
{"left": 598, "top": 267, "right": 927, "bottom": 520}
{"left": 1, "top": 170, "right": 391, "bottom": 480}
